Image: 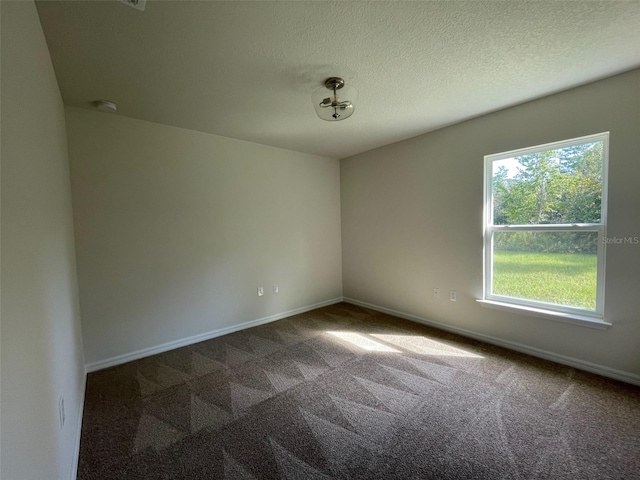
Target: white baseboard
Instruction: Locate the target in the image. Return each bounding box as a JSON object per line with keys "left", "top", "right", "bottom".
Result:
{"left": 70, "top": 372, "right": 86, "bottom": 480}
{"left": 344, "top": 297, "right": 640, "bottom": 387}
{"left": 85, "top": 297, "right": 344, "bottom": 373}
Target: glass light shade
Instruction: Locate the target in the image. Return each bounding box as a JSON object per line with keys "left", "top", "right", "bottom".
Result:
{"left": 312, "top": 83, "right": 357, "bottom": 121}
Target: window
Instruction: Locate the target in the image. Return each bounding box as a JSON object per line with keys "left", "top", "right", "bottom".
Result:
{"left": 482, "top": 133, "right": 608, "bottom": 325}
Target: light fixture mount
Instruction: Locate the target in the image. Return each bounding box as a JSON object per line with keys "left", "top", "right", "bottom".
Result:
{"left": 94, "top": 100, "right": 118, "bottom": 113}
{"left": 312, "top": 76, "right": 357, "bottom": 121}
{"left": 324, "top": 77, "right": 345, "bottom": 90}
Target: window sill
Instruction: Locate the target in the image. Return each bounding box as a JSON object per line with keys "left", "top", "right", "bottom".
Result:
{"left": 477, "top": 299, "right": 611, "bottom": 330}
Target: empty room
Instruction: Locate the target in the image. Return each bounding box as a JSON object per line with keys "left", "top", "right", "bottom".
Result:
{"left": 2, "top": 1, "right": 640, "bottom": 479}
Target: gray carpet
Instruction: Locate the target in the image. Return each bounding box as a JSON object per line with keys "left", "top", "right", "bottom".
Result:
{"left": 78, "top": 303, "right": 640, "bottom": 479}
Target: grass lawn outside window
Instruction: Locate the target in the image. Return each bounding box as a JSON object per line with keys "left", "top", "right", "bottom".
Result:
{"left": 492, "top": 251, "right": 597, "bottom": 311}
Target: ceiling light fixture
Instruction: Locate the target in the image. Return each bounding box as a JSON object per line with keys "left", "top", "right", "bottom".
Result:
{"left": 312, "top": 77, "right": 357, "bottom": 121}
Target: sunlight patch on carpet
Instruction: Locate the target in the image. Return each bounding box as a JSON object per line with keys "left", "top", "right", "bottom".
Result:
{"left": 326, "top": 331, "right": 400, "bottom": 352}
{"left": 371, "top": 334, "right": 484, "bottom": 358}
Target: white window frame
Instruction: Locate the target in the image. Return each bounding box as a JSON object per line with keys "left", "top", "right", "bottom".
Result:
{"left": 481, "top": 132, "right": 609, "bottom": 327}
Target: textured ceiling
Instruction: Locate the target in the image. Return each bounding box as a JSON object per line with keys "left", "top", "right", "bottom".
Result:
{"left": 36, "top": 1, "right": 640, "bottom": 159}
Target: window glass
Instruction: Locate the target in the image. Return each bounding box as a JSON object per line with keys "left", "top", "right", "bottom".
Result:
{"left": 484, "top": 133, "right": 608, "bottom": 319}
{"left": 492, "top": 141, "right": 603, "bottom": 225}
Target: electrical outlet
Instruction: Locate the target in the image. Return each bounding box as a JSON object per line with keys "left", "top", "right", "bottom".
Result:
{"left": 257, "top": 287, "right": 264, "bottom": 297}
{"left": 59, "top": 396, "right": 65, "bottom": 429}
{"left": 433, "top": 288, "right": 440, "bottom": 298}
{"left": 273, "top": 285, "right": 279, "bottom": 294}
{"left": 449, "top": 290, "right": 457, "bottom": 302}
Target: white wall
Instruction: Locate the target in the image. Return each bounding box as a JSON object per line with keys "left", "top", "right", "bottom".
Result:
{"left": 65, "top": 108, "right": 342, "bottom": 367}
{"left": 341, "top": 69, "right": 640, "bottom": 380}
{"left": 1, "top": 2, "right": 86, "bottom": 479}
